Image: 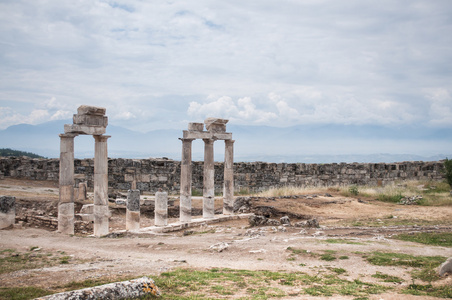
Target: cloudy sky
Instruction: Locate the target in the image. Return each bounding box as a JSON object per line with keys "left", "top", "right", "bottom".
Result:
{"left": 1, "top": 0, "right": 452, "bottom": 133}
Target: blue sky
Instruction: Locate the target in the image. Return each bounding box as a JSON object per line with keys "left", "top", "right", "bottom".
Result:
{"left": 1, "top": 0, "right": 452, "bottom": 133}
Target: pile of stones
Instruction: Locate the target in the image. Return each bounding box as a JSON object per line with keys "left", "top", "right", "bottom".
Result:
{"left": 399, "top": 195, "right": 423, "bottom": 205}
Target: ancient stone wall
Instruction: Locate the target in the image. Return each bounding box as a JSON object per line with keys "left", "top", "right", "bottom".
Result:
{"left": 0, "top": 157, "right": 445, "bottom": 194}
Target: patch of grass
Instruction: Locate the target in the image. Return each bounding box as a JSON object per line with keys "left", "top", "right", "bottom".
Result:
{"left": 365, "top": 251, "right": 445, "bottom": 283}
{"left": 325, "top": 238, "right": 365, "bottom": 245}
{"left": 152, "top": 268, "right": 388, "bottom": 299}
{"left": 339, "top": 256, "right": 349, "bottom": 260}
{"left": 392, "top": 232, "right": 452, "bottom": 247}
{"left": 365, "top": 251, "right": 445, "bottom": 268}
{"left": 191, "top": 189, "right": 202, "bottom": 197}
{"left": 331, "top": 268, "right": 347, "bottom": 275}
{"left": 0, "top": 248, "right": 76, "bottom": 275}
{"left": 404, "top": 283, "right": 452, "bottom": 298}
{"left": 0, "top": 287, "right": 52, "bottom": 300}
{"left": 377, "top": 193, "right": 403, "bottom": 203}
{"left": 371, "top": 272, "right": 403, "bottom": 283}
{"left": 320, "top": 253, "right": 336, "bottom": 261}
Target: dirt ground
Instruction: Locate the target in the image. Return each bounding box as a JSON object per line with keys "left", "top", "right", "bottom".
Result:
{"left": 1, "top": 178, "right": 452, "bottom": 299}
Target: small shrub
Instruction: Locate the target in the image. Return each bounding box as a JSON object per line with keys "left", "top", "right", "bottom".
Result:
{"left": 349, "top": 186, "right": 359, "bottom": 196}
{"left": 444, "top": 158, "right": 452, "bottom": 189}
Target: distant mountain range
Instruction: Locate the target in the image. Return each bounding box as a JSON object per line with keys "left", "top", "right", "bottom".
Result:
{"left": 0, "top": 119, "right": 451, "bottom": 163}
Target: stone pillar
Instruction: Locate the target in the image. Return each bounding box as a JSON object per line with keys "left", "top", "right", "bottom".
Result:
{"left": 126, "top": 189, "right": 140, "bottom": 230}
{"left": 203, "top": 138, "right": 215, "bottom": 219}
{"left": 180, "top": 138, "right": 193, "bottom": 223}
{"left": 77, "top": 182, "right": 87, "bottom": 201}
{"left": 58, "top": 133, "right": 76, "bottom": 235}
{"left": 155, "top": 190, "right": 168, "bottom": 226}
{"left": 93, "top": 135, "right": 110, "bottom": 237}
{"left": 223, "top": 140, "right": 235, "bottom": 214}
{"left": 0, "top": 196, "right": 15, "bottom": 229}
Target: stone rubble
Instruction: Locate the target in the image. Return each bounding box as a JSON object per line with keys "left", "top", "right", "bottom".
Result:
{"left": 399, "top": 195, "right": 423, "bottom": 205}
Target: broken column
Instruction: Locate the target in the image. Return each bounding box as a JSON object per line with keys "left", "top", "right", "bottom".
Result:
{"left": 0, "top": 196, "right": 15, "bottom": 229}
{"left": 58, "top": 133, "right": 76, "bottom": 235}
{"left": 179, "top": 138, "right": 194, "bottom": 223}
{"left": 155, "top": 190, "right": 168, "bottom": 226}
{"left": 223, "top": 139, "right": 235, "bottom": 214}
{"left": 126, "top": 189, "right": 140, "bottom": 230}
{"left": 203, "top": 138, "right": 215, "bottom": 219}
{"left": 93, "top": 134, "right": 110, "bottom": 236}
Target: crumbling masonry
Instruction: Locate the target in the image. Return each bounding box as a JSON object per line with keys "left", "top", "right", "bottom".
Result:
{"left": 179, "top": 118, "right": 234, "bottom": 223}
{"left": 58, "top": 105, "right": 109, "bottom": 236}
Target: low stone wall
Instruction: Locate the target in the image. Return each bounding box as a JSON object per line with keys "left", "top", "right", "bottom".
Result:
{"left": 0, "top": 157, "right": 445, "bottom": 194}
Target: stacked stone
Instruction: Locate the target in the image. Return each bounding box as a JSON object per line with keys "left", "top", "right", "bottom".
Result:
{"left": 59, "top": 105, "right": 109, "bottom": 236}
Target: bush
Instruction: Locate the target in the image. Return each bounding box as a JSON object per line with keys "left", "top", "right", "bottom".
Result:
{"left": 444, "top": 158, "right": 452, "bottom": 189}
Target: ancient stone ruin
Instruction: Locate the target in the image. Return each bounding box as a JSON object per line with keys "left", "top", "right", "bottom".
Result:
{"left": 179, "top": 118, "right": 235, "bottom": 223}
{"left": 58, "top": 105, "right": 109, "bottom": 236}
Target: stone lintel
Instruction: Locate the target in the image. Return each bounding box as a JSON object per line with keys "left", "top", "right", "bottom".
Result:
{"left": 182, "top": 130, "right": 232, "bottom": 140}
{"left": 77, "top": 105, "right": 106, "bottom": 116}
{"left": 73, "top": 114, "right": 108, "bottom": 127}
{"left": 64, "top": 124, "right": 106, "bottom": 135}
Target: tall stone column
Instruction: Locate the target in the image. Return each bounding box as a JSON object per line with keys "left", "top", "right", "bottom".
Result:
{"left": 203, "top": 138, "right": 215, "bottom": 219}
{"left": 93, "top": 135, "right": 110, "bottom": 236}
{"left": 58, "top": 133, "right": 76, "bottom": 235}
{"left": 223, "top": 139, "right": 235, "bottom": 214}
{"left": 180, "top": 138, "right": 193, "bottom": 223}
{"left": 126, "top": 189, "right": 140, "bottom": 230}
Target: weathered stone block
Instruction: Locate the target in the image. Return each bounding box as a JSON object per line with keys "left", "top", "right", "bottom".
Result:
{"left": 188, "top": 122, "right": 204, "bottom": 131}
{"left": 77, "top": 105, "right": 106, "bottom": 116}
{"left": 73, "top": 114, "right": 108, "bottom": 127}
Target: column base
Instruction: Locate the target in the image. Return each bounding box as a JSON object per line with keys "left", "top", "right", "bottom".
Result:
{"left": 93, "top": 205, "right": 109, "bottom": 236}
{"left": 126, "top": 210, "right": 140, "bottom": 230}
{"left": 58, "top": 203, "right": 74, "bottom": 235}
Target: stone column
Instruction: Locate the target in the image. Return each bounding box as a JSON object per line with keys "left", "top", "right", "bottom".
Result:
{"left": 0, "top": 196, "right": 15, "bottom": 229}
{"left": 93, "top": 135, "right": 110, "bottom": 237}
{"left": 126, "top": 189, "right": 140, "bottom": 230}
{"left": 180, "top": 138, "right": 193, "bottom": 223}
{"left": 223, "top": 140, "right": 235, "bottom": 214}
{"left": 155, "top": 190, "right": 168, "bottom": 226}
{"left": 58, "top": 133, "right": 76, "bottom": 235}
{"left": 203, "top": 138, "right": 215, "bottom": 219}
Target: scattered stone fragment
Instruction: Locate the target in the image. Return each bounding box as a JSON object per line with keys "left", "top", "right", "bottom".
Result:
{"left": 249, "top": 249, "right": 267, "bottom": 254}
{"left": 294, "top": 218, "right": 320, "bottom": 228}
{"left": 209, "top": 242, "right": 229, "bottom": 252}
{"left": 280, "top": 216, "right": 291, "bottom": 226}
{"left": 439, "top": 257, "right": 452, "bottom": 276}
{"left": 266, "top": 219, "right": 281, "bottom": 226}
{"left": 249, "top": 214, "right": 267, "bottom": 226}
{"left": 399, "top": 195, "right": 423, "bottom": 205}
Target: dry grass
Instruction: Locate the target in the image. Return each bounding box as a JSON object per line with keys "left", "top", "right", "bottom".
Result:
{"left": 254, "top": 180, "right": 452, "bottom": 206}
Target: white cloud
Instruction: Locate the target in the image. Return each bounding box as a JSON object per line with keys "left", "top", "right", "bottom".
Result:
{"left": 0, "top": 0, "right": 451, "bottom": 132}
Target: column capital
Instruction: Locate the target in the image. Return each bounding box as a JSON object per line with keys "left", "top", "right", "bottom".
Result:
{"left": 93, "top": 135, "right": 111, "bottom": 142}
{"left": 202, "top": 138, "right": 215, "bottom": 144}
{"left": 59, "top": 133, "right": 78, "bottom": 139}
{"left": 225, "top": 139, "right": 235, "bottom": 144}
{"left": 179, "top": 138, "right": 195, "bottom": 143}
